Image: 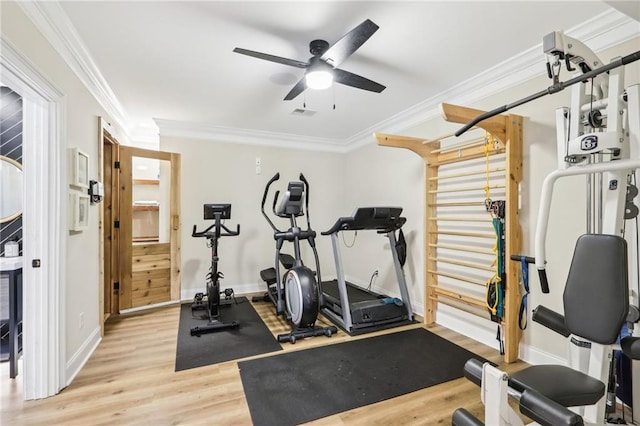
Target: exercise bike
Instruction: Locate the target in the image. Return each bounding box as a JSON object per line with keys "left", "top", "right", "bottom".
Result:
{"left": 260, "top": 172, "right": 337, "bottom": 343}
{"left": 190, "top": 203, "right": 241, "bottom": 337}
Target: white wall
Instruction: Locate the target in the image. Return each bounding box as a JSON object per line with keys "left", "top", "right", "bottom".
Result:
{"left": 341, "top": 143, "right": 425, "bottom": 312}
{"left": 160, "top": 136, "right": 346, "bottom": 298}
{"left": 1, "top": 1, "right": 127, "bottom": 382}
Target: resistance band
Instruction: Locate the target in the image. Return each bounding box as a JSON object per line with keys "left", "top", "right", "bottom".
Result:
{"left": 483, "top": 133, "right": 506, "bottom": 354}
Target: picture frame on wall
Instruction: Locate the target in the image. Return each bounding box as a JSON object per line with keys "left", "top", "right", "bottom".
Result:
{"left": 70, "top": 148, "right": 89, "bottom": 189}
{"left": 69, "top": 191, "right": 90, "bottom": 231}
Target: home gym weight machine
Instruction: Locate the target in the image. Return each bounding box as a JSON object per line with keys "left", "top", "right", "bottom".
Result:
{"left": 320, "top": 207, "right": 414, "bottom": 334}
{"left": 190, "top": 203, "right": 241, "bottom": 337}
{"left": 452, "top": 30, "right": 640, "bottom": 425}
{"left": 260, "top": 173, "right": 337, "bottom": 343}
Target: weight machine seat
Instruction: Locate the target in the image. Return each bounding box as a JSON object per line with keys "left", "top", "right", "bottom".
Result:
{"left": 509, "top": 365, "right": 605, "bottom": 407}
{"left": 510, "top": 234, "right": 628, "bottom": 409}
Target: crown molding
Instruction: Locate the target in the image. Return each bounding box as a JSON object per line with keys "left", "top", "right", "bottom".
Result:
{"left": 16, "top": 1, "right": 134, "bottom": 143}
{"left": 345, "top": 8, "right": 639, "bottom": 152}
{"left": 154, "top": 118, "right": 348, "bottom": 153}
{"left": 19, "top": 3, "right": 638, "bottom": 152}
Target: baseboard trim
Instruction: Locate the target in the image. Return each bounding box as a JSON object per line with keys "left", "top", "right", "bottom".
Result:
{"left": 65, "top": 326, "right": 101, "bottom": 387}
{"left": 518, "top": 342, "right": 568, "bottom": 366}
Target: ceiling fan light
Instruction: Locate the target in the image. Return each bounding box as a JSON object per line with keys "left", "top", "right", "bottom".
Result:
{"left": 305, "top": 70, "right": 333, "bottom": 90}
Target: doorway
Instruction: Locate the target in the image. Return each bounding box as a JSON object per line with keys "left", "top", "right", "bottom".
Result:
{"left": 1, "top": 38, "right": 65, "bottom": 400}
{"left": 99, "top": 139, "right": 181, "bottom": 325}
{"left": 100, "top": 121, "right": 120, "bottom": 324}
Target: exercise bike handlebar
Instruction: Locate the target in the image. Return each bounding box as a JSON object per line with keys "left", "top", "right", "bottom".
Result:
{"left": 191, "top": 223, "right": 241, "bottom": 238}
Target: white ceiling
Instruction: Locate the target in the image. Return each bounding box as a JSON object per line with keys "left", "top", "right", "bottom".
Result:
{"left": 31, "top": 1, "right": 640, "bottom": 147}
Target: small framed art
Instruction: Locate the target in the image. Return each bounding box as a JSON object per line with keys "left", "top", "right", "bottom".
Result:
{"left": 70, "top": 148, "right": 90, "bottom": 189}
{"left": 69, "top": 191, "right": 90, "bottom": 231}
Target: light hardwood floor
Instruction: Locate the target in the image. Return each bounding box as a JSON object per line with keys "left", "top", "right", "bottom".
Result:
{"left": 1, "top": 296, "right": 528, "bottom": 425}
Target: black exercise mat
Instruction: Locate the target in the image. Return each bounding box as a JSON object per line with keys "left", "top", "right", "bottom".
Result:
{"left": 175, "top": 297, "right": 282, "bottom": 371}
{"left": 239, "top": 328, "right": 486, "bottom": 426}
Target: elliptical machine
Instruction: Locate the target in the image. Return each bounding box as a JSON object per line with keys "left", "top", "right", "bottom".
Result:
{"left": 260, "top": 172, "right": 337, "bottom": 343}
{"left": 190, "top": 203, "right": 241, "bottom": 337}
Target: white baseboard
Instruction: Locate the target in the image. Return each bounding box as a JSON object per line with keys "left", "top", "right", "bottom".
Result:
{"left": 518, "top": 342, "right": 568, "bottom": 366}
{"left": 435, "top": 304, "right": 504, "bottom": 353}
{"left": 435, "top": 304, "right": 569, "bottom": 366}
{"left": 65, "top": 326, "right": 101, "bottom": 387}
{"left": 119, "top": 300, "right": 179, "bottom": 314}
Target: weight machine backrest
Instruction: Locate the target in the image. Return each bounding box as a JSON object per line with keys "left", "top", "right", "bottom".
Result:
{"left": 563, "top": 233, "right": 628, "bottom": 345}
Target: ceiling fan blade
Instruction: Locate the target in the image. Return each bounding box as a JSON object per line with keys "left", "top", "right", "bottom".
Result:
{"left": 233, "top": 48, "right": 308, "bottom": 68}
{"left": 333, "top": 68, "right": 386, "bottom": 93}
{"left": 284, "top": 77, "right": 307, "bottom": 101}
{"left": 320, "top": 19, "right": 379, "bottom": 67}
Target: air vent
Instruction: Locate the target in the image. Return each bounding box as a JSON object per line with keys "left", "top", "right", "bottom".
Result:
{"left": 291, "top": 109, "right": 316, "bottom": 117}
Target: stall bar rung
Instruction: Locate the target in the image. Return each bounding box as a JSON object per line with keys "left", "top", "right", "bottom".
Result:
{"left": 429, "top": 256, "right": 494, "bottom": 272}
{"left": 432, "top": 201, "right": 486, "bottom": 208}
{"left": 429, "top": 216, "right": 493, "bottom": 222}
{"left": 431, "top": 286, "right": 487, "bottom": 310}
{"left": 429, "top": 243, "right": 495, "bottom": 255}
{"left": 428, "top": 269, "right": 487, "bottom": 286}
{"left": 428, "top": 183, "right": 505, "bottom": 194}
{"left": 431, "top": 137, "right": 488, "bottom": 154}
{"left": 430, "top": 295, "right": 491, "bottom": 320}
{"left": 428, "top": 167, "right": 506, "bottom": 181}
{"left": 435, "top": 230, "right": 496, "bottom": 239}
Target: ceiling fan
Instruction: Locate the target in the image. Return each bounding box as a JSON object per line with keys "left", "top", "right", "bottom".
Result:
{"left": 233, "top": 19, "right": 386, "bottom": 101}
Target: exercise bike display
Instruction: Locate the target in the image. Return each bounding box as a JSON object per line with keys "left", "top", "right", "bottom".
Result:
{"left": 190, "top": 203, "right": 240, "bottom": 337}
{"left": 260, "top": 172, "right": 337, "bottom": 343}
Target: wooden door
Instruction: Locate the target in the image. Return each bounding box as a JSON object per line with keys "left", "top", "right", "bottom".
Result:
{"left": 102, "top": 130, "right": 120, "bottom": 318}
{"left": 118, "top": 146, "right": 181, "bottom": 310}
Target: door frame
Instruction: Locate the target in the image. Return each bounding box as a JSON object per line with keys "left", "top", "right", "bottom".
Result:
{"left": 1, "top": 36, "right": 65, "bottom": 399}
{"left": 99, "top": 118, "right": 120, "bottom": 330}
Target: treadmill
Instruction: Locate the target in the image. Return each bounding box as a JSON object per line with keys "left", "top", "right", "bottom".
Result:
{"left": 320, "top": 207, "right": 414, "bottom": 334}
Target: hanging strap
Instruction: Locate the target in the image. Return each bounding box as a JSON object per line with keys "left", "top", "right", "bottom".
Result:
{"left": 395, "top": 229, "right": 407, "bottom": 267}
{"left": 518, "top": 257, "right": 530, "bottom": 330}
{"left": 484, "top": 132, "right": 493, "bottom": 210}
